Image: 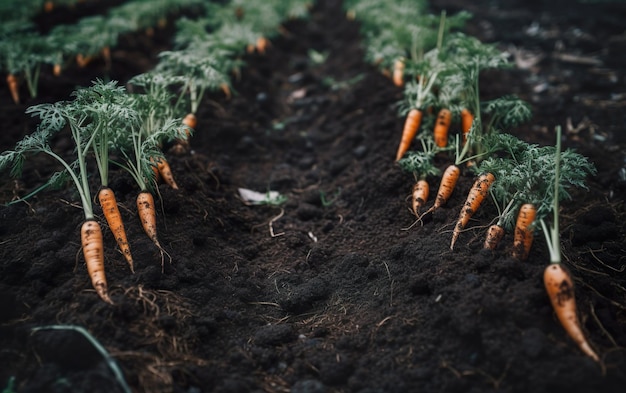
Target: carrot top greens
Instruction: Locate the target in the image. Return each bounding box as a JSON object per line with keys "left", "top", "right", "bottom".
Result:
{"left": 476, "top": 131, "right": 596, "bottom": 235}
{"left": 71, "top": 79, "right": 139, "bottom": 189}
{"left": 0, "top": 99, "right": 96, "bottom": 219}
{"left": 397, "top": 134, "right": 443, "bottom": 181}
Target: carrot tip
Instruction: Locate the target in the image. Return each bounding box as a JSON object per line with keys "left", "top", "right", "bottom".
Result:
{"left": 95, "top": 284, "right": 113, "bottom": 304}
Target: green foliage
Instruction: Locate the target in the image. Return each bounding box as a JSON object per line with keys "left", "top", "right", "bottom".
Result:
{"left": 397, "top": 134, "right": 444, "bottom": 179}
{"left": 483, "top": 95, "right": 532, "bottom": 130}
{"left": 477, "top": 132, "right": 596, "bottom": 231}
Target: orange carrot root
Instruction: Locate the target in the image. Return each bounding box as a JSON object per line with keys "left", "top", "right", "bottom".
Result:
{"left": 102, "top": 46, "right": 111, "bottom": 67}
{"left": 450, "top": 172, "right": 495, "bottom": 250}
{"left": 6, "top": 74, "right": 20, "bottom": 104}
{"left": 155, "top": 157, "right": 178, "bottom": 190}
{"left": 151, "top": 159, "right": 161, "bottom": 183}
{"left": 392, "top": 58, "right": 405, "bottom": 87}
{"left": 81, "top": 219, "right": 112, "bottom": 304}
{"left": 483, "top": 224, "right": 505, "bottom": 250}
{"left": 512, "top": 203, "right": 536, "bottom": 260}
{"left": 395, "top": 108, "right": 423, "bottom": 161}
{"left": 256, "top": 37, "right": 269, "bottom": 54}
{"left": 75, "top": 54, "right": 94, "bottom": 68}
{"left": 137, "top": 191, "right": 161, "bottom": 248}
{"left": 170, "top": 113, "right": 196, "bottom": 155}
{"left": 424, "top": 164, "right": 460, "bottom": 217}
{"left": 461, "top": 108, "right": 474, "bottom": 144}
{"left": 544, "top": 264, "right": 600, "bottom": 362}
{"left": 433, "top": 108, "right": 452, "bottom": 148}
{"left": 220, "top": 83, "right": 232, "bottom": 100}
{"left": 411, "top": 179, "right": 429, "bottom": 217}
{"left": 182, "top": 113, "right": 197, "bottom": 130}
{"left": 98, "top": 187, "right": 133, "bottom": 273}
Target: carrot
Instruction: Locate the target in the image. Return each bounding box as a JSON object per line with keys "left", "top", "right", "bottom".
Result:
{"left": 150, "top": 158, "right": 161, "bottom": 183}
{"left": 98, "top": 187, "right": 134, "bottom": 273}
{"left": 256, "top": 37, "right": 269, "bottom": 54}
{"left": 6, "top": 74, "right": 19, "bottom": 104}
{"left": 170, "top": 113, "right": 197, "bottom": 155}
{"left": 53, "top": 63, "right": 62, "bottom": 77}
{"left": 483, "top": 224, "right": 505, "bottom": 250}
{"left": 450, "top": 172, "right": 495, "bottom": 249}
{"left": 151, "top": 157, "right": 179, "bottom": 190}
{"left": 395, "top": 108, "right": 423, "bottom": 161}
{"left": 220, "top": 82, "right": 232, "bottom": 100}
{"left": 411, "top": 179, "right": 429, "bottom": 218}
{"left": 433, "top": 108, "right": 452, "bottom": 148}
{"left": 512, "top": 203, "right": 536, "bottom": 260}
{"left": 81, "top": 219, "right": 113, "bottom": 304}
{"left": 392, "top": 58, "right": 405, "bottom": 87}
{"left": 75, "top": 54, "right": 94, "bottom": 68}
{"left": 102, "top": 46, "right": 111, "bottom": 68}
{"left": 137, "top": 191, "right": 161, "bottom": 248}
{"left": 422, "top": 164, "right": 461, "bottom": 217}
{"left": 544, "top": 263, "right": 599, "bottom": 362}
{"left": 460, "top": 108, "right": 474, "bottom": 144}
{"left": 183, "top": 113, "right": 197, "bottom": 130}
{"left": 44, "top": 1, "right": 54, "bottom": 12}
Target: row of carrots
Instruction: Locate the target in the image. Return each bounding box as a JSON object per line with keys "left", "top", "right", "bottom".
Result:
{"left": 0, "top": 0, "right": 206, "bottom": 105}
{"left": 2, "top": 80, "right": 190, "bottom": 303}
{"left": 0, "top": 0, "right": 313, "bottom": 303}
{"left": 345, "top": 0, "right": 600, "bottom": 362}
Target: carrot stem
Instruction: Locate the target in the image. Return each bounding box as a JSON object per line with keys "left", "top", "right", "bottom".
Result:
{"left": 540, "top": 126, "right": 562, "bottom": 264}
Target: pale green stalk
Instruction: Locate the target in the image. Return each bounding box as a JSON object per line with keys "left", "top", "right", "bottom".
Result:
{"left": 540, "top": 126, "right": 562, "bottom": 264}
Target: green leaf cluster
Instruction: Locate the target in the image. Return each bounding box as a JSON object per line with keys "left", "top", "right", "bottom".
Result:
{"left": 476, "top": 133, "right": 596, "bottom": 231}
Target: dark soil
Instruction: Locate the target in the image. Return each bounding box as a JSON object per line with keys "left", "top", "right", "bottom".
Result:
{"left": 1, "top": 1, "right": 626, "bottom": 392}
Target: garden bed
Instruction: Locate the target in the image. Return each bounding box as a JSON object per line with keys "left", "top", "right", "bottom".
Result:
{"left": 1, "top": 0, "right": 625, "bottom": 392}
